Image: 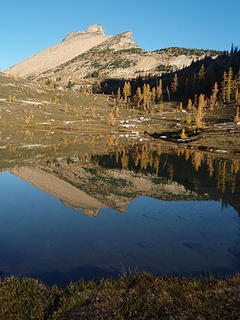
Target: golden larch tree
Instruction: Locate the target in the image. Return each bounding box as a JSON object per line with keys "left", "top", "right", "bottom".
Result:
{"left": 117, "top": 87, "right": 121, "bottom": 101}
{"left": 143, "top": 84, "right": 151, "bottom": 111}
{"left": 221, "top": 71, "right": 227, "bottom": 102}
{"left": 171, "top": 73, "right": 178, "bottom": 96}
{"left": 134, "top": 87, "right": 142, "bottom": 107}
{"left": 151, "top": 87, "right": 156, "bottom": 103}
{"left": 123, "top": 81, "right": 131, "bottom": 103}
{"left": 210, "top": 81, "right": 219, "bottom": 110}
{"left": 157, "top": 79, "right": 162, "bottom": 102}
{"left": 187, "top": 98, "right": 192, "bottom": 111}
{"left": 179, "top": 101, "right": 183, "bottom": 112}
{"left": 226, "top": 67, "right": 234, "bottom": 102}
{"left": 234, "top": 106, "right": 240, "bottom": 123}
{"left": 198, "top": 93, "right": 206, "bottom": 109}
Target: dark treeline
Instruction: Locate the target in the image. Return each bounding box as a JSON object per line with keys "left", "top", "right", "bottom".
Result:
{"left": 99, "top": 48, "right": 240, "bottom": 105}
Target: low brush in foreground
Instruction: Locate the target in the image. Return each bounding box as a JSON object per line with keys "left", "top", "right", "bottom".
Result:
{"left": 0, "top": 273, "right": 240, "bottom": 319}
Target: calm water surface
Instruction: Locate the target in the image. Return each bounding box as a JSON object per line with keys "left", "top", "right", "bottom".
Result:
{"left": 0, "top": 144, "right": 240, "bottom": 286}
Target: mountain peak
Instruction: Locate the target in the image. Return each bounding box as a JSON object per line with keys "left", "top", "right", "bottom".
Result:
{"left": 87, "top": 24, "right": 104, "bottom": 34}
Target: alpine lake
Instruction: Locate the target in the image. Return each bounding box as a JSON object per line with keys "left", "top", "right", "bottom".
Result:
{"left": 1, "top": 134, "right": 240, "bottom": 287}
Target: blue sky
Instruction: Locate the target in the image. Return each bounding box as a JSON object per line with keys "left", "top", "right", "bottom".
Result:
{"left": 0, "top": 0, "right": 239, "bottom": 70}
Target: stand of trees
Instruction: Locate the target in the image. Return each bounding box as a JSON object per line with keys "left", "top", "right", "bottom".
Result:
{"left": 100, "top": 48, "right": 240, "bottom": 108}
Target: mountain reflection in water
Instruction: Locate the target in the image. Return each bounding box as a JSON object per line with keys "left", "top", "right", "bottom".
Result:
{"left": 10, "top": 143, "right": 240, "bottom": 215}
{"left": 0, "top": 142, "right": 240, "bottom": 285}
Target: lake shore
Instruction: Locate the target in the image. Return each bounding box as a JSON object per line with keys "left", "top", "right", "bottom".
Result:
{"left": 1, "top": 73, "right": 240, "bottom": 163}
{"left": 1, "top": 272, "right": 240, "bottom": 319}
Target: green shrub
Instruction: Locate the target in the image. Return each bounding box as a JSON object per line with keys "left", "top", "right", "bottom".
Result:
{"left": 0, "top": 277, "right": 55, "bottom": 320}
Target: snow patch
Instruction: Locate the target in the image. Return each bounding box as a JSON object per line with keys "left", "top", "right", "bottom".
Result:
{"left": 63, "top": 121, "right": 76, "bottom": 125}
{"left": 121, "top": 124, "right": 137, "bottom": 128}
{"left": 20, "top": 100, "right": 49, "bottom": 105}
{"left": 215, "top": 149, "right": 228, "bottom": 153}
{"left": 20, "top": 144, "right": 42, "bottom": 149}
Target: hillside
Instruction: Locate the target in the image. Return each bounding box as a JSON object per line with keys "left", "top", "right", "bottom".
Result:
{"left": 34, "top": 47, "right": 220, "bottom": 86}
{"left": 35, "top": 46, "right": 220, "bottom": 84}
{"left": 4, "top": 25, "right": 112, "bottom": 78}
{"left": 4, "top": 25, "right": 221, "bottom": 84}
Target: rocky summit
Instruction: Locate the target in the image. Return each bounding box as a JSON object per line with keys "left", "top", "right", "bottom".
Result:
{"left": 87, "top": 24, "right": 105, "bottom": 33}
